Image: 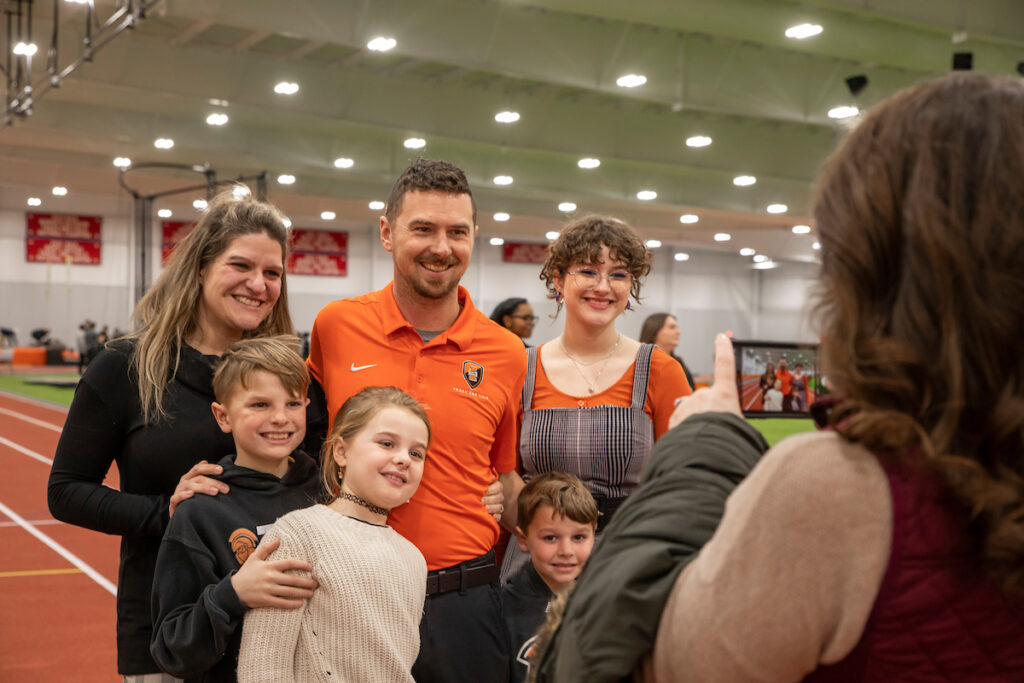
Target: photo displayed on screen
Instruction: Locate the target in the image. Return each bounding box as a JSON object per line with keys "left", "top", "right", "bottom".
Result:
{"left": 734, "top": 341, "right": 820, "bottom": 417}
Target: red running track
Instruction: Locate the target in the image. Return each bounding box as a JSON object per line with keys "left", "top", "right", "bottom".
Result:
{"left": 0, "top": 392, "right": 120, "bottom": 681}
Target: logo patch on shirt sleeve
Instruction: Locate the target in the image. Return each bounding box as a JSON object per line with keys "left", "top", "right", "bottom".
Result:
{"left": 462, "top": 360, "right": 484, "bottom": 389}
{"left": 229, "top": 528, "right": 259, "bottom": 565}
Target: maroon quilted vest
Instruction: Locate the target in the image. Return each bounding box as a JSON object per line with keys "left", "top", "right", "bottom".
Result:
{"left": 804, "top": 458, "right": 1024, "bottom": 681}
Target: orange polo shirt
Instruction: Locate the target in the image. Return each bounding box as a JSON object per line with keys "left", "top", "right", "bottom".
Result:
{"left": 307, "top": 283, "right": 527, "bottom": 570}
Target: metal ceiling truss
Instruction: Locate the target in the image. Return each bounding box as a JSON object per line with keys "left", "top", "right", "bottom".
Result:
{"left": 1, "top": 0, "right": 161, "bottom": 126}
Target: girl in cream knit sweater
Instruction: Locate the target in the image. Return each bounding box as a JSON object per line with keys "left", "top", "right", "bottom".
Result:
{"left": 238, "top": 387, "right": 430, "bottom": 682}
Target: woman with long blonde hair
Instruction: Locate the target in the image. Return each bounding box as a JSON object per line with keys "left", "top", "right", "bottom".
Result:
{"left": 48, "top": 188, "right": 298, "bottom": 681}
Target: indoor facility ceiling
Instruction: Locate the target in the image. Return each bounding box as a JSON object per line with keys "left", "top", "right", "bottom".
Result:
{"left": 2, "top": 0, "right": 1022, "bottom": 266}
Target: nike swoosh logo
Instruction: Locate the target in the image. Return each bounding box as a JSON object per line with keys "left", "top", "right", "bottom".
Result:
{"left": 350, "top": 363, "right": 377, "bottom": 372}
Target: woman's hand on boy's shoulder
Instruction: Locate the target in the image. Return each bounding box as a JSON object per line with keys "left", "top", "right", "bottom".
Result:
{"left": 168, "top": 460, "right": 229, "bottom": 518}
{"left": 231, "top": 537, "right": 318, "bottom": 610}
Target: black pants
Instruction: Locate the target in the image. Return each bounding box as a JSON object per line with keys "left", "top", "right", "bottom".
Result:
{"left": 413, "top": 574, "right": 509, "bottom": 682}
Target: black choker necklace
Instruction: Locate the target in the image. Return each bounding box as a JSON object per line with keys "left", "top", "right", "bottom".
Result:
{"left": 338, "top": 492, "right": 388, "bottom": 517}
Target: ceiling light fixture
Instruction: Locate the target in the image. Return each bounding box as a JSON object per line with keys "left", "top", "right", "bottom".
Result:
{"left": 766, "top": 203, "right": 788, "bottom": 214}
{"left": 558, "top": 202, "right": 577, "bottom": 213}
{"left": 616, "top": 74, "right": 647, "bottom": 88}
{"left": 577, "top": 158, "right": 600, "bottom": 169}
{"left": 274, "top": 81, "right": 299, "bottom": 95}
{"left": 27, "top": 197, "right": 41, "bottom": 206}
{"left": 493, "top": 175, "right": 514, "bottom": 186}
{"left": 845, "top": 75, "right": 869, "bottom": 96}
{"left": 403, "top": 137, "right": 426, "bottom": 149}
{"left": 154, "top": 138, "right": 174, "bottom": 149}
{"left": 674, "top": 252, "right": 690, "bottom": 262}
{"left": 952, "top": 52, "right": 973, "bottom": 71}
{"left": 320, "top": 211, "right": 336, "bottom": 220}
{"left": 753, "top": 254, "right": 768, "bottom": 263}
{"left": 157, "top": 209, "right": 172, "bottom": 218}
{"left": 366, "top": 37, "right": 397, "bottom": 52}
{"left": 685, "top": 135, "right": 712, "bottom": 148}
{"left": 206, "top": 112, "right": 229, "bottom": 126}
{"left": 52, "top": 186, "right": 68, "bottom": 196}
{"left": 714, "top": 232, "right": 731, "bottom": 242}
{"left": 13, "top": 42, "right": 38, "bottom": 56}
{"left": 812, "top": 242, "right": 821, "bottom": 250}
{"left": 490, "top": 237, "right": 505, "bottom": 246}
{"left": 679, "top": 214, "right": 699, "bottom": 224}
{"left": 733, "top": 175, "right": 756, "bottom": 186}
{"left": 113, "top": 157, "right": 131, "bottom": 168}
{"left": 785, "top": 23, "right": 823, "bottom": 39}
{"left": 546, "top": 231, "right": 560, "bottom": 240}
{"left": 645, "top": 239, "right": 662, "bottom": 249}
{"left": 493, "top": 212, "right": 510, "bottom": 222}
{"left": 333, "top": 157, "right": 354, "bottom": 169}
{"left": 636, "top": 190, "right": 657, "bottom": 201}
{"left": 277, "top": 174, "right": 296, "bottom": 185}
{"left": 753, "top": 260, "right": 779, "bottom": 270}
{"left": 827, "top": 105, "right": 859, "bottom": 119}
{"left": 368, "top": 201, "right": 385, "bottom": 211}
{"left": 792, "top": 224, "right": 811, "bottom": 234}
{"left": 232, "top": 186, "right": 251, "bottom": 199}
{"left": 494, "top": 111, "right": 520, "bottom": 123}
{"left": 193, "top": 199, "right": 208, "bottom": 210}
{"left": 739, "top": 248, "right": 756, "bottom": 256}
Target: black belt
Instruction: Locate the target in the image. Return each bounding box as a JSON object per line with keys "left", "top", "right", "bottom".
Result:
{"left": 593, "top": 495, "right": 626, "bottom": 533}
{"left": 425, "top": 550, "right": 498, "bottom": 596}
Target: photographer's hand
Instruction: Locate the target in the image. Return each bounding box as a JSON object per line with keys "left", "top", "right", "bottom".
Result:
{"left": 669, "top": 333, "right": 742, "bottom": 430}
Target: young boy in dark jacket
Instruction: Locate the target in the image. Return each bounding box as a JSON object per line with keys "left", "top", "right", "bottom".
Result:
{"left": 503, "top": 472, "right": 598, "bottom": 683}
{"left": 150, "top": 336, "right": 321, "bottom": 682}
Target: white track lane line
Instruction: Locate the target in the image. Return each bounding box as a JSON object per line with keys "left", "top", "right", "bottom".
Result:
{"left": 0, "top": 435, "right": 53, "bottom": 465}
{"left": 0, "top": 407, "right": 63, "bottom": 433}
{"left": 0, "top": 500, "right": 117, "bottom": 596}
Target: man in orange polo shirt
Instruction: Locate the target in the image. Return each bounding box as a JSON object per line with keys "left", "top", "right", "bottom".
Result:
{"left": 307, "top": 159, "right": 527, "bottom": 682}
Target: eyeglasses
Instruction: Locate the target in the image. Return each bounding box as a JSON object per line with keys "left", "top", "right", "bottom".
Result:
{"left": 568, "top": 268, "right": 632, "bottom": 290}
{"left": 510, "top": 315, "right": 539, "bottom": 322}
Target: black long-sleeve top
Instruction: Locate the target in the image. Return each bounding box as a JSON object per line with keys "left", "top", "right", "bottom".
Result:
{"left": 149, "top": 451, "right": 321, "bottom": 682}
{"left": 47, "top": 340, "right": 327, "bottom": 675}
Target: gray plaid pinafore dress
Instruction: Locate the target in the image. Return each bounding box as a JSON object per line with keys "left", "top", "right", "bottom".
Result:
{"left": 500, "top": 343, "right": 656, "bottom": 582}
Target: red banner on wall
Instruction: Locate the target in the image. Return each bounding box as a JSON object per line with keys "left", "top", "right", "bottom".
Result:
{"left": 502, "top": 242, "right": 549, "bottom": 264}
{"left": 161, "top": 221, "right": 197, "bottom": 264}
{"left": 26, "top": 212, "right": 102, "bottom": 265}
{"left": 288, "top": 229, "right": 347, "bottom": 276}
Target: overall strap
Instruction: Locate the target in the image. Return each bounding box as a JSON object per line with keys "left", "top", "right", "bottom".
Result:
{"left": 630, "top": 344, "right": 656, "bottom": 410}
{"left": 521, "top": 345, "right": 540, "bottom": 413}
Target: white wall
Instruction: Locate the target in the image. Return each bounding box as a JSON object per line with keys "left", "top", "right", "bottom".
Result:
{"left": 1, "top": 187, "right": 818, "bottom": 372}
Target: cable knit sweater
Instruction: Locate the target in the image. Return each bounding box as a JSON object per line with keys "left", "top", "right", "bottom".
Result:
{"left": 236, "top": 504, "right": 427, "bottom": 683}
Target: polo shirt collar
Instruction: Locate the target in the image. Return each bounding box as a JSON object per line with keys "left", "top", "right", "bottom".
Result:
{"left": 379, "top": 281, "right": 479, "bottom": 351}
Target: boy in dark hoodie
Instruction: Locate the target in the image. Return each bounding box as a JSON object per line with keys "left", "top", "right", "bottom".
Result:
{"left": 503, "top": 472, "right": 598, "bottom": 683}
{"left": 150, "top": 336, "right": 322, "bottom": 682}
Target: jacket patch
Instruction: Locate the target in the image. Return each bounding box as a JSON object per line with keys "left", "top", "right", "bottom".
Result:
{"left": 229, "top": 528, "right": 258, "bottom": 565}
{"left": 462, "top": 360, "right": 484, "bottom": 389}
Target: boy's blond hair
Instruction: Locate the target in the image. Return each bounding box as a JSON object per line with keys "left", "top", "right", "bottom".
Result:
{"left": 517, "top": 472, "right": 599, "bottom": 532}
{"left": 211, "top": 335, "right": 309, "bottom": 403}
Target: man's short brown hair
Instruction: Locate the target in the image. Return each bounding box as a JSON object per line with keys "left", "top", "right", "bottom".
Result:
{"left": 212, "top": 335, "right": 309, "bottom": 403}
{"left": 517, "top": 472, "right": 599, "bottom": 533}
{"left": 385, "top": 158, "right": 477, "bottom": 225}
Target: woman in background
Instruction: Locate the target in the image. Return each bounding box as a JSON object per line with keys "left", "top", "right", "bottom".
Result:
{"left": 491, "top": 297, "right": 537, "bottom": 345}
{"left": 639, "top": 313, "right": 695, "bottom": 391}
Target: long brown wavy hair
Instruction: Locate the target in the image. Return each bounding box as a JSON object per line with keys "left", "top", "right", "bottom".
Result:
{"left": 131, "top": 188, "right": 294, "bottom": 422}
{"left": 812, "top": 73, "right": 1024, "bottom": 597}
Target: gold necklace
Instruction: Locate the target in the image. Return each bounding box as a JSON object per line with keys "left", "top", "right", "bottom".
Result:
{"left": 558, "top": 334, "right": 621, "bottom": 394}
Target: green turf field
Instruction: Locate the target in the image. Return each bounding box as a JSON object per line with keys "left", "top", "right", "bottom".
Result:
{"left": 746, "top": 417, "right": 816, "bottom": 446}
{"left": 0, "top": 374, "right": 77, "bottom": 407}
